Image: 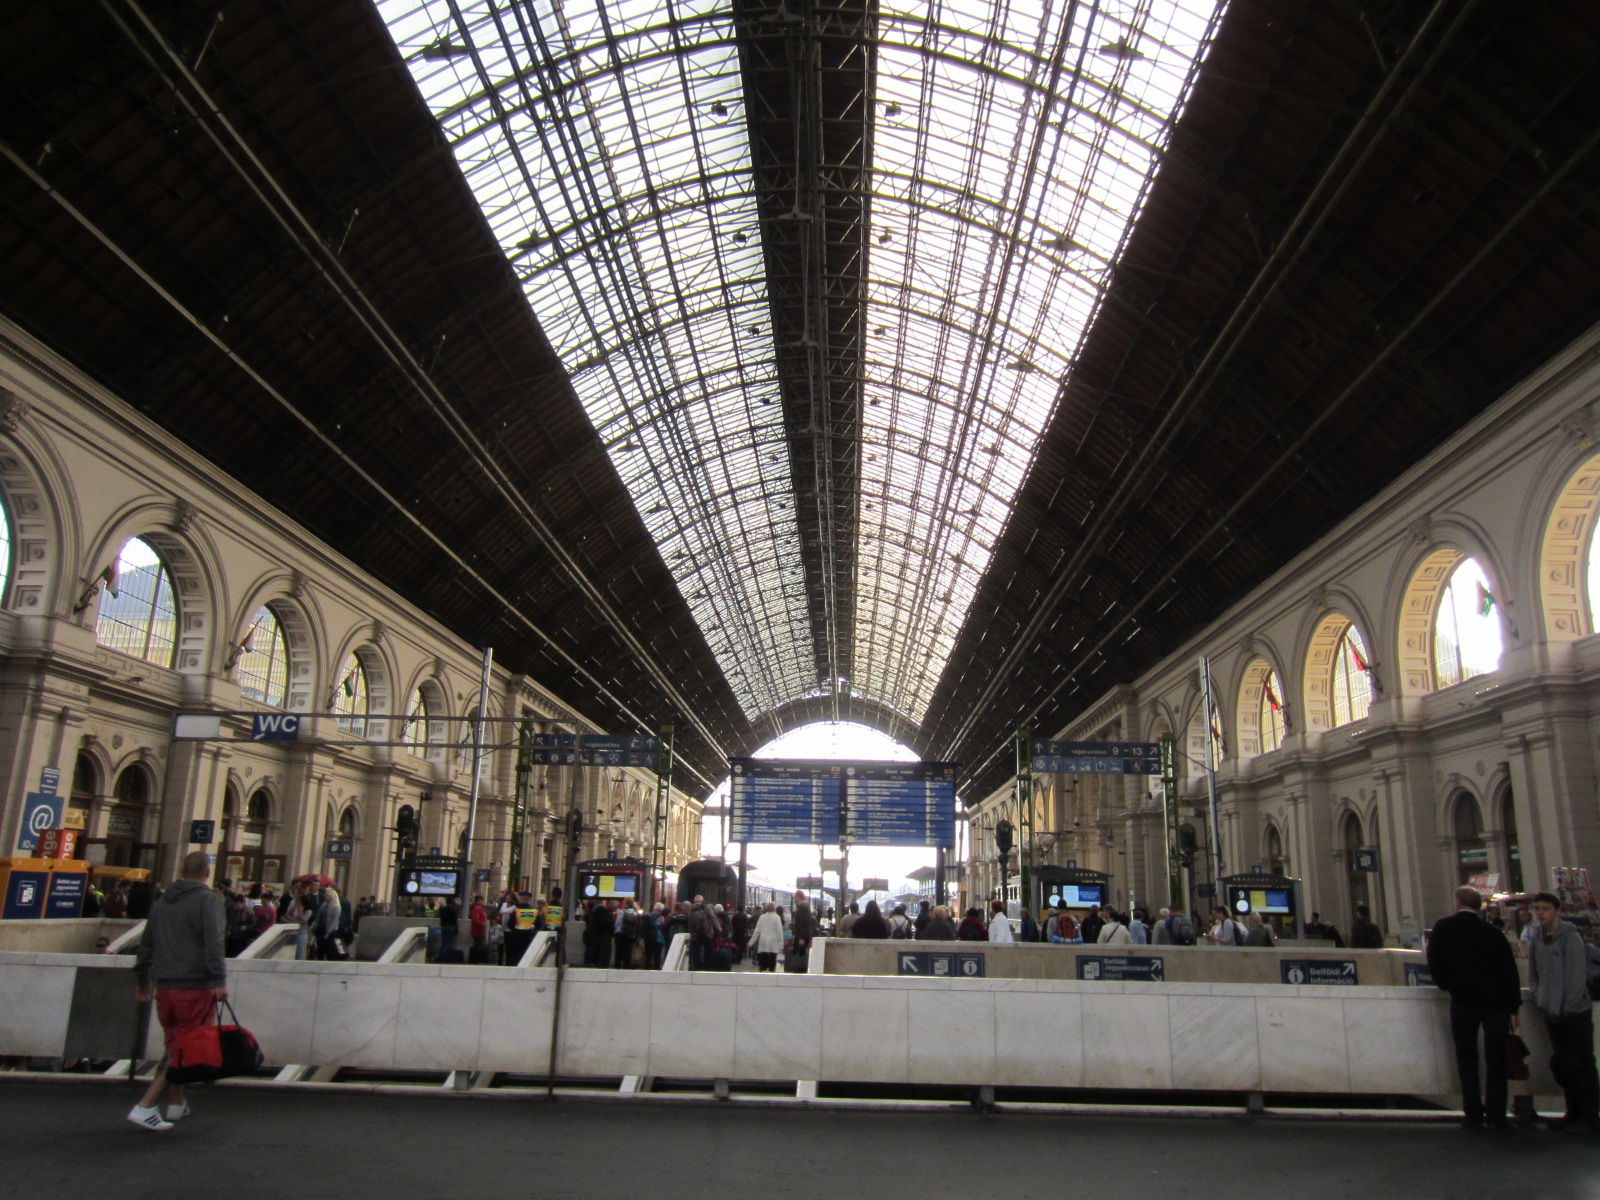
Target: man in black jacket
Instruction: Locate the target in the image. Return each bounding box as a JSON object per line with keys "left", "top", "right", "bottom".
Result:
{"left": 1427, "top": 886, "right": 1522, "bottom": 1131}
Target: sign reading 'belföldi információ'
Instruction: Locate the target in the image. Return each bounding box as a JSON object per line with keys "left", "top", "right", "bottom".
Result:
{"left": 1280, "top": 959, "right": 1358, "bottom": 985}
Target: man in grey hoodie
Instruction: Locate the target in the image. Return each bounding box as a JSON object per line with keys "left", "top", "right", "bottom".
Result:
{"left": 129, "top": 850, "right": 227, "bottom": 1132}
{"left": 1527, "top": 890, "right": 1598, "bottom": 1134}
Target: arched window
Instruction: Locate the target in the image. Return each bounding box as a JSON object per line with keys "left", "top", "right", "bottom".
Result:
{"left": 458, "top": 706, "right": 493, "bottom": 786}
{"left": 235, "top": 604, "right": 291, "bottom": 708}
{"left": 0, "top": 490, "right": 11, "bottom": 603}
{"left": 1265, "top": 824, "right": 1285, "bottom": 875}
{"left": 1434, "top": 558, "right": 1503, "bottom": 688}
{"left": 331, "top": 805, "right": 357, "bottom": 893}
{"left": 332, "top": 651, "right": 369, "bottom": 737}
{"left": 1234, "top": 658, "right": 1279, "bottom": 757}
{"left": 405, "top": 687, "right": 433, "bottom": 752}
{"left": 103, "top": 765, "right": 150, "bottom": 868}
{"left": 1257, "top": 670, "right": 1286, "bottom": 753}
{"left": 94, "top": 537, "right": 178, "bottom": 667}
{"left": 1453, "top": 794, "right": 1487, "bottom": 885}
{"left": 1331, "top": 625, "right": 1373, "bottom": 726}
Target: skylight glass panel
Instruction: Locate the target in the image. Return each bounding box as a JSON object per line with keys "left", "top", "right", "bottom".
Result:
{"left": 381, "top": 0, "right": 815, "bottom": 719}
{"left": 382, "top": 0, "right": 1226, "bottom": 733}
{"left": 855, "top": 0, "right": 1226, "bottom": 720}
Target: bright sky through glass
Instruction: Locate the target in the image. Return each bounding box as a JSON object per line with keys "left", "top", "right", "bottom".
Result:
{"left": 379, "top": 0, "right": 1226, "bottom": 728}
{"left": 1436, "top": 557, "right": 1503, "bottom": 682}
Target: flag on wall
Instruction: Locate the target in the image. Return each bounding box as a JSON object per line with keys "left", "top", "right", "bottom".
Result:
{"left": 98, "top": 562, "right": 120, "bottom": 599}
{"left": 1476, "top": 582, "right": 1496, "bottom": 617}
{"left": 1349, "top": 642, "right": 1371, "bottom": 672}
{"left": 341, "top": 667, "right": 358, "bottom": 698}
{"left": 1263, "top": 680, "right": 1281, "bottom": 712}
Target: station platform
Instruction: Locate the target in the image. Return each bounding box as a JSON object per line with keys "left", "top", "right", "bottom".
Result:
{"left": 1, "top": 1077, "right": 1593, "bottom": 1200}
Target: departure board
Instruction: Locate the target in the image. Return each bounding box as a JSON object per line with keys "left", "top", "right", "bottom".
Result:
{"left": 727, "top": 758, "right": 959, "bottom": 846}
{"left": 728, "top": 759, "right": 845, "bottom": 843}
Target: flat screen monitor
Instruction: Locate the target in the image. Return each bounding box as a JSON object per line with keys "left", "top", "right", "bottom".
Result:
{"left": 399, "top": 868, "right": 461, "bottom": 897}
{"left": 1046, "top": 884, "right": 1103, "bottom": 909}
{"left": 1242, "top": 887, "right": 1292, "bottom": 914}
{"left": 580, "top": 872, "right": 640, "bottom": 900}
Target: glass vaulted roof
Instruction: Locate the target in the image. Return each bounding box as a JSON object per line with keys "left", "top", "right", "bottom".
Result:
{"left": 379, "top": 0, "right": 1226, "bottom": 728}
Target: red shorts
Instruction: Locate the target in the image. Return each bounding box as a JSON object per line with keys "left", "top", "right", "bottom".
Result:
{"left": 156, "top": 987, "right": 217, "bottom": 1052}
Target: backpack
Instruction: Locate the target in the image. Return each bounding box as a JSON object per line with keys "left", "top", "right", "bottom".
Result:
{"left": 1169, "top": 913, "right": 1196, "bottom": 946}
{"left": 1229, "top": 920, "right": 1246, "bottom": 946}
{"left": 620, "top": 908, "right": 640, "bottom": 937}
{"left": 889, "top": 915, "right": 912, "bottom": 939}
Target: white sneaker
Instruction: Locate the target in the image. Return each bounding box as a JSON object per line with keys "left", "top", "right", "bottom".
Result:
{"left": 127, "top": 1104, "right": 173, "bottom": 1131}
{"left": 163, "top": 1102, "right": 191, "bottom": 1122}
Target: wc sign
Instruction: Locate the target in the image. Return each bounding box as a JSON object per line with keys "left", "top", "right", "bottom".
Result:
{"left": 251, "top": 714, "right": 301, "bottom": 743}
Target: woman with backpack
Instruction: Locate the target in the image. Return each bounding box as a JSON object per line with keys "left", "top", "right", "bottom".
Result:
{"left": 887, "top": 904, "right": 914, "bottom": 939}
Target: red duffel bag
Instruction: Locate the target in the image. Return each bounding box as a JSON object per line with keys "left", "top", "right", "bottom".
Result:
{"left": 166, "top": 1001, "right": 264, "bottom": 1084}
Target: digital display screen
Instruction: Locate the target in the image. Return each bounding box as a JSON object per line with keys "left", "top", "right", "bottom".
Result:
{"left": 580, "top": 872, "right": 639, "bottom": 899}
{"left": 1044, "top": 884, "right": 1104, "bottom": 909}
{"left": 416, "top": 870, "right": 459, "bottom": 896}
{"left": 1244, "top": 888, "right": 1292, "bottom": 914}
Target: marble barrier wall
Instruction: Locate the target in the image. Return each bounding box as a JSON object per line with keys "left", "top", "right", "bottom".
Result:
{"left": 821, "top": 939, "right": 1437, "bottom": 985}
{"left": 0, "top": 951, "right": 1589, "bottom": 1103}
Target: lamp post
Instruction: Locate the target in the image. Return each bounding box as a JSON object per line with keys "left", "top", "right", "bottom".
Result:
{"left": 995, "top": 817, "right": 1014, "bottom": 912}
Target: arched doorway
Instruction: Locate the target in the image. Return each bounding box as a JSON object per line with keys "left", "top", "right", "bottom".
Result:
{"left": 1343, "top": 813, "right": 1371, "bottom": 921}
{"left": 331, "top": 806, "right": 357, "bottom": 894}
{"left": 95, "top": 764, "right": 157, "bottom": 869}
{"left": 67, "top": 752, "right": 97, "bottom": 837}
{"left": 1500, "top": 790, "right": 1524, "bottom": 893}
{"left": 1265, "top": 824, "right": 1286, "bottom": 876}
{"left": 221, "top": 789, "right": 279, "bottom": 890}
{"left": 215, "top": 784, "right": 242, "bottom": 888}
{"left": 1452, "top": 793, "right": 1488, "bottom": 886}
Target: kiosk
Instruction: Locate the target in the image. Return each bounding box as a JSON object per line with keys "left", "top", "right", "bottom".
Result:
{"left": 1033, "top": 865, "right": 1112, "bottom": 916}
{"left": 1221, "top": 870, "right": 1303, "bottom": 937}
{"left": 394, "top": 854, "right": 466, "bottom": 915}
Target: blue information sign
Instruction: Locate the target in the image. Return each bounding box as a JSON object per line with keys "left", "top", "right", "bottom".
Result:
{"left": 45, "top": 872, "right": 86, "bottom": 918}
{"left": 251, "top": 713, "right": 302, "bottom": 742}
{"left": 189, "top": 819, "right": 216, "bottom": 844}
{"left": 1281, "top": 959, "right": 1358, "bottom": 985}
{"left": 19, "top": 793, "right": 63, "bottom": 854}
{"left": 897, "top": 950, "right": 985, "bottom": 978}
{"left": 1403, "top": 961, "right": 1434, "bottom": 987}
{"left": 1077, "top": 955, "right": 1166, "bottom": 982}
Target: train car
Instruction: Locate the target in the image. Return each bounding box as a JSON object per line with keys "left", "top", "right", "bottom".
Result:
{"left": 675, "top": 858, "right": 740, "bottom": 907}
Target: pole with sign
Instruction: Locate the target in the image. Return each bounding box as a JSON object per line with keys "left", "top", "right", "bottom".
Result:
{"left": 1014, "top": 730, "right": 1032, "bottom": 914}
{"left": 1199, "top": 656, "right": 1226, "bottom": 893}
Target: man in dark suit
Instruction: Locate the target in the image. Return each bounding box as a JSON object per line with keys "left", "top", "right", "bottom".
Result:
{"left": 1427, "top": 886, "right": 1522, "bottom": 1131}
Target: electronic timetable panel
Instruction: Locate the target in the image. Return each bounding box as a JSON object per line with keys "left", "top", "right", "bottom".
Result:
{"left": 728, "top": 758, "right": 959, "bottom": 846}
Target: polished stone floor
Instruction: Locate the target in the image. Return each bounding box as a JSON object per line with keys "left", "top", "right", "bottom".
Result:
{"left": 2, "top": 1079, "right": 1595, "bottom": 1200}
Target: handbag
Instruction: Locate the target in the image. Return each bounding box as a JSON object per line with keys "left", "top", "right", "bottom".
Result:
{"left": 166, "top": 1000, "right": 264, "bottom": 1084}
{"left": 1505, "top": 1032, "right": 1530, "bottom": 1081}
